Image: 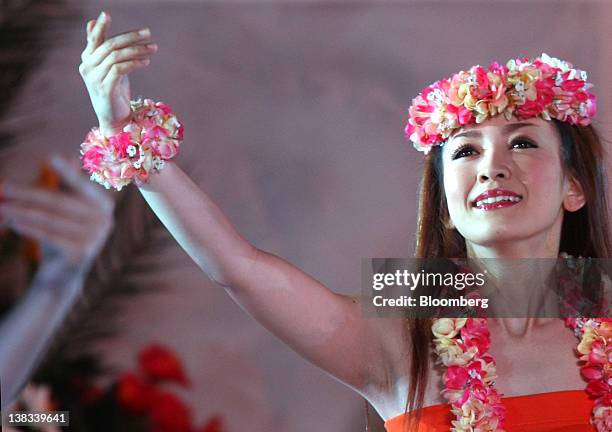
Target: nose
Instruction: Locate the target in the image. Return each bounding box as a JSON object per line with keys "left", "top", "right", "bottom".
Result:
{"left": 477, "top": 150, "right": 511, "bottom": 183}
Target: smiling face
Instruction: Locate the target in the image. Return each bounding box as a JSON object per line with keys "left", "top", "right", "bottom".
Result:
{"left": 440, "top": 115, "right": 585, "bottom": 258}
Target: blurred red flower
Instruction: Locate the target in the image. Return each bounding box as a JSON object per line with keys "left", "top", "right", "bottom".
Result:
{"left": 117, "top": 372, "right": 154, "bottom": 415}
{"left": 149, "top": 390, "right": 193, "bottom": 432}
{"left": 198, "top": 415, "right": 224, "bottom": 432}
{"left": 139, "top": 344, "right": 190, "bottom": 387}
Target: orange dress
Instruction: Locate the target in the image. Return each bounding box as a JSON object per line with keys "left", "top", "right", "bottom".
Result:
{"left": 384, "top": 390, "right": 596, "bottom": 432}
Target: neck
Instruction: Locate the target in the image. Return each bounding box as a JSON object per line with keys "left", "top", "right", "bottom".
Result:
{"left": 466, "top": 233, "right": 560, "bottom": 259}
{"left": 469, "top": 256, "right": 560, "bottom": 319}
{"left": 489, "top": 317, "right": 559, "bottom": 337}
{"left": 465, "top": 234, "right": 563, "bottom": 319}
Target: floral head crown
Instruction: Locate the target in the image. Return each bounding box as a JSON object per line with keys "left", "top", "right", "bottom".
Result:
{"left": 405, "top": 53, "right": 597, "bottom": 154}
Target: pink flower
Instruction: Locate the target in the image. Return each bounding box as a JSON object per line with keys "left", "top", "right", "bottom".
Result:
{"left": 586, "top": 377, "right": 610, "bottom": 398}
{"left": 81, "top": 147, "right": 104, "bottom": 172}
{"left": 446, "top": 104, "right": 473, "bottom": 126}
{"left": 581, "top": 365, "right": 604, "bottom": 381}
{"left": 515, "top": 98, "right": 542, "bottom": 118}
{"left": 405, "top": 53, "right": 596, "bottom": 152}
{"left": 488, "top": 62, "right": 508, "bottom": 77}
{"left": 589, "top": 341, "right": 608, "bottom": 365}
{"left": 156, "top": 102, "right": 173, "bottom": 115}
{"left": 592, "top": 405, "right": 612, "bottom": 432}
{"left": 142, "top": 125, "right": 169, "bottom": 145}
{"left": 445, "top": 365, "right": 470, "bottom": 389}
{"left": 154, "top": 140, "right": 179, "bottom": 160}
{"left": 586, "top": 93, "right": 598, "bottom": 117}
{"left": 461, "top": 318, "right": 491, "bottom": 354}
{"left": 109, "top": 132, "right": 133, "bottom": 158}
{"left": 560, "top": 78, "right": 584, "bottom": 93}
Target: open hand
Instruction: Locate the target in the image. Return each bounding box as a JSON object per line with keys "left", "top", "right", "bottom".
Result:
{"left": 78, "top": 11, "right": 157, "bottom": 135}
{"left": 0, "top": 156, "right": 115, "bottom": 270}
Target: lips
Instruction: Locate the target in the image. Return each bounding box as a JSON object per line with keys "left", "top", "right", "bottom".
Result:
{"left": 472, "top": 188, "right": 523, "bottom": 210}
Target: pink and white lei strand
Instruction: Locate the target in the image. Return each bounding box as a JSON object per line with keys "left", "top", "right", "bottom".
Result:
{"left": 406, "top": 53, "right": 597, "bottom": 153}
{"left": 432, "top": 318, "right": 506, "bottom": 432}
{"left": 80, "top": 98, "right": 184, "bottom": 191}
{"left": 433, "top": 317, "right": 612, "bottom": 431}
{"left": 433, "top": 276, "right": 612, "bottom": 432}
{"left": 566, "top": 317, "right": 612, "bottom": 431}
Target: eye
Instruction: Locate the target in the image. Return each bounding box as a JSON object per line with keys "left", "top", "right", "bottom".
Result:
{"left": 451, "top": 144, "right": 476, "bottom": 160}
{"left": 511, "top": 136, "right": 537, "bottom": 149}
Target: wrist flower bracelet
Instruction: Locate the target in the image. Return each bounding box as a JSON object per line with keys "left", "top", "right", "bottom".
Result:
{"left": 80, "top": 98, "right": 184, "bottom": 191}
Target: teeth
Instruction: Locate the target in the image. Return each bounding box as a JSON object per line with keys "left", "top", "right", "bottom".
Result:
{"left": 475, "top": 196, "right": 521, "bottom": 207}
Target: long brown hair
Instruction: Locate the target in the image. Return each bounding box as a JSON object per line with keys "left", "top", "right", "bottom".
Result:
{"left": 401, "top": 121, "right": 612, "bottom": 431}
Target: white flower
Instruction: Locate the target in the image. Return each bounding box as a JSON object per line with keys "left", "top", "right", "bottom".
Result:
{"left": 130, "top": 97, "right": 144, "bottom": 110}
{"left": 540, "top": 53, "right": 570, "bottom": 72}
{"left": 468, "top": 369, "right": 482, "bottom": 380}
{"left": 506, "top": 59, "right": 518, "bottom": 72}
{"left": 427, "top": 88, "right": 445, "bottom": 103}
{"left": 153, "top": 157, "right": 165, "bottom": 171}
{"left": 127, "top": 145, "right": 137, "bottom": 157}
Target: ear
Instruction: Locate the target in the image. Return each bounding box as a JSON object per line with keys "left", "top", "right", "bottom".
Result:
{"left": 562, "top": 175, "right": 586, "bottom": 212}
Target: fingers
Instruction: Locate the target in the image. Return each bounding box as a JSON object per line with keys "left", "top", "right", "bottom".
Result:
{"left": 96, "top": 44, "right": 157, "bottom": 81}
{"left": 79, "top": 16, "right": 157, "bottom": 89}
{"left": 0, "top": 177, "right": 115, "bottom": 264}
{"left": 0, "top": 202, "right": 83, "bottom": 243}
{"left": 87, "top": 28, "right": 153, "bottom": 67}
{"left": 85, "top": 11, "right": 111, "bottom": 53}
{"left": 103, "top": 58, "right": 151, "bottom": 87}
{"left": 0, "top": 182, "right": 109, "bottom": 221}
{"left": 48, "top": 156, "right": 114, "bottom": 213}
{"left": 0, "top": 184, "right": 91, "bottom": 219}
{"left": 1, "top": 214, "right": 80, "bottom": 262}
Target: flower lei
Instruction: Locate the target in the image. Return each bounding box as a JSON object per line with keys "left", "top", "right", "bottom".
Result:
{"left": 432, "top": 260, "right": 612, "bottom": 432}
{"left": 405, "top": 53, "right": 596, "bottom": 153}
{"left": 432, "top": 317, "right": 505, "bottom": 431}
{"left": 81, "top": 98, "right": 184, "bottom": 191}
{"left": 566, "top": 318, "right": 612, "bottom": 431}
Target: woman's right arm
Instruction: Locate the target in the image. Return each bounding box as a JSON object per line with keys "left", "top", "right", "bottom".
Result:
{"left": 78, "top": 12, "right": 407, "bottom": 397}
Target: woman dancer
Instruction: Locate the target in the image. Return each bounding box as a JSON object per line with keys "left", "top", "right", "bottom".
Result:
{"left": 78, "top": 11, "right": 611, "bottom": 431}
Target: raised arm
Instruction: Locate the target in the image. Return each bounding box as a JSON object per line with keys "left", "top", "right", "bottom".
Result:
{"left": 0, "top": 157, "right": 114, "bottom": 408}
{"left": 138, "top": 165, "right": 382, "bottom": 390}
{"left": 78, "top": 12, "right": 406, "bottom": 396}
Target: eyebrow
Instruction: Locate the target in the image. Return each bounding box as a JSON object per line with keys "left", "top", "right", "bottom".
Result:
{"left": 451, "top": 121, "right": 538, "bottom": 140}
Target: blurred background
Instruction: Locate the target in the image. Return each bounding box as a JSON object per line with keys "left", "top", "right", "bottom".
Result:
{"left": 0, "top": 1, "right": 610, "bottom": 431}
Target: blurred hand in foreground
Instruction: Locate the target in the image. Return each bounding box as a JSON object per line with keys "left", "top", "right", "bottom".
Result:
{"left": 0, "top": 156, "right": 115, "bottom": 273}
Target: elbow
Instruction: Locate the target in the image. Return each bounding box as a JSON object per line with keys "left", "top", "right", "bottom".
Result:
{"left": 204, "top": 244, "right": 262, "bottom": 291}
